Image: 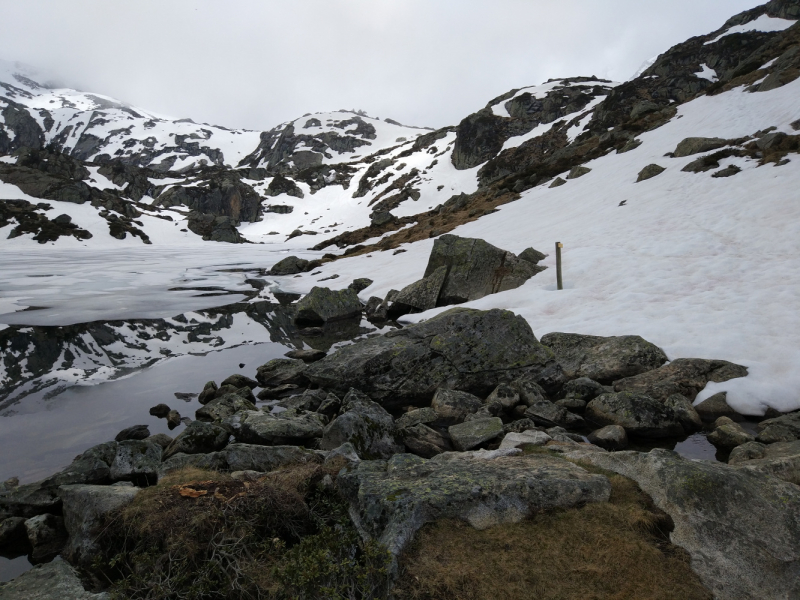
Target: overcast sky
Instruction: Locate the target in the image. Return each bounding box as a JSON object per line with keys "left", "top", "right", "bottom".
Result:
{"left": 0, "top": 0, "right": 761, "bottom": 131}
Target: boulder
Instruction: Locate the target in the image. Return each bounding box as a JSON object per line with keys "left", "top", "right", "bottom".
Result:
{"left": 320, "top": 390, "right": 403, "bottom": 459}
{"left": 561, "top": 377, "right": 607, "bottom": 402}
{"left": 222, "top": 443, "right": 320, "bottom": 472}
{"left": 636, "top": 164, "right": 666, "bottom": 182}
{"left": 732, "top": 440, "right": 800, "bottom": 485}
{"left": 163, "top": 421, "right": 229, "bottom": 460}
{"left": 257, "top": 384, "right": 301, "bottom": 400}
{"left": 392, "top": 266, "right": 448, "bottom": 313}
{"left": 255, "top": 358, "right": 308, "bottom": 387}
{"left": 212, "top": 384, "right": 256, "bottom": 403}
{"left": 613, "top": 358, "right": 748, "bottom": 402}
{"left": 540, "top": 332, "right": 667, "bottom": 384}
{"left": 694, "top": 391, "right": 743, "bottom": 423}
{"left": 587, "top": 425, "right": 628, "bottom": 450}
{"left": 197, "top": 381, "right": 218, "bottom": 405}
{"left": 24, "top": 513, "right": 67, "bottom": 563}
{"left": 284, "top": 348, "right": 327, "bottom": 363}
{"left": 166, "top": 410, "right": 182, "bottom": 429}
{"left": 707, "top": 417, "right": 754, "bottom": 450}
{"left": 145, "top": 433, "right": 173, "bottom": 449}
{"left": 0, "top": 558, "right": 110, "bottom": 599}
{"left": 337, "top": 451, "right": 611, "bottom": 563}
{"left": 448, "top": 417, "right": 504, "bottom": 451}
{"left": 237, "top": 409, "right": 325, "bottom": 445}
{"left": 401, "top": 424, "right": 453, "bottom": 458}
{"left": 523, "top": 398, "right": 583, "bottom": 428}
{"left": 431, "top": 388, "right": 483, "bottom": 426}
{"left": 664, "top": 394, "right": 703, "bottom": 432}
{"left": 149, "top": 403, "right": 171, "bottom": 417}
{"left": 498, "top": 430, "right": 552, "bottom": 450}
{"left": 348, "top": 278, "right": 374, "bottom": 294}
{"left": 566, "top": 165, "right": 591, "bottom": 179}
{"left": 503, "top": 418, "right": 538, "bottom": 434}
{"left": 486, "top": 382, "right": 520, "bottom": 410}
{"left": 421, "top": 235, "right": 545, "bottom": 306}
{"left": 114, "top": 424, "right": 150, "bottom": 442}
{"left": 0, "top": 442, "right": 117, "bottom": 518}
{"left": 572, "top": 448, "right": 800, "bottom": 600}
{"left": 585, "top": 392, "right": 684, "bottom": 438}
{"left": 294, "top": 286, "right": 362, "bottom": 326}
{"left": 269, "top": 255, "right": 310, "bottom": 276}
{"left": 0, "top": 516, "right": 27, "bottom": 549}
{"left": 756, "top": 410, "right": 800, "bottom": 444}
{"left": 518, "top": 247, "right": 547, "bottom": 265}
{"left": 324, "top": 443, "right": 361, "bottom": 467}
{"left": 305, "top": 308, "right": 563, "bottom": 408}
{"left": 109, "top": 440, "right": 163, "bottom": 485}
{"left": 277, "top": 388, "right": 328, "bottom": 412}
{"left": 220, "top": 374, "right": 259, "bottom": 389}
{"left": 195, "top": 392, "right": 256, "bottom": 423}
{"left": 395, "top": 407, "right": 438, "bottom": 430}
{"left": 673, "top": 137, "right": 727, "bottom": 157}
{"left": 59, "top": 484, "right": 139, "bottom": 567}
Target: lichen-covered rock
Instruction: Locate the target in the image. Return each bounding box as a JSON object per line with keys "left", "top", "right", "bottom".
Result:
{"left": 664, "top": 394, "right": 703, "bottom": 432}
{"left": 337, "top": 451, "right": 611, "bottom": 564}
{"left": 320, "top": 390, "right": 403, "bottom": 459}
{"left": 613, "top": 358, "right": 748, "bottom": 401}
{"left": 540, "top": 332, "right": 668, "bottom": 384}
{"left": 523, "top": 398, "right": 583, "bottom": 428}
{"left": 756, "top": 410, "right": 800, "bottom": 444}
{"left": 269, "top": 255, "right": 310, "bottom": 276}
{"left": 392, "top": 265, "right": 447, "bottom": 313}
{"left": 24, "top": 513, "right": 67, "bottom": 563}
{"left": 158, "top": 444, "right": 319, "bottom": 478}
{"left": 422, "top": 235, "right": 545, "bottom": 306}
{"left": 0, "top": 558, "right": 110, "bottom": 600}
{"left": 561, "top": 377, "right": 607, "bottom": 402}
{"left": 197, "top": 381, "right": 218, "bottom": 405}
{"left": 571, "top": 448, "right": 800, "bottom": 600}
{"left": 195, "top": 392, "right": 256, "bottom": 423}
{"left": 401, "top": 424, "right": 453, "bottom": 458}
{"left": 255, "top": 358, "right": 308, "bottom": 387}
{"left": 294, "top": 286, "right": 362, "bottom": 325}
{"left": 348, "top": 278, "right": 374, "bottom": 294}
{"left": 220, "top": 374, "right": 259, "bottom": 389}
{"left": 727, "top": 441, "right": 767, "bottom": 465}
{"left": 707, "top": 417, "right": 754, "bottom": 450}
{"left": 59, "top": 484, "right": 139, "bottom": 567}
{"left": 587, "top": 425, "right": 628, "bottom": 450}
{"left": 585, "top": 392, "right": 684, "bottom": 438}
{"left": 693, "top": 391, "right": 744, "bottom": 423}
{"left": 237, "top": 409, "right": 325, "bottom": 446}
{"left": 732, "top": 440, "right": 800, "bottom": 485}
{"left": 109, "top": 440, "right": 163, "bottom": 485}
{"left": 636, "top": 163, "right": 666, "bottom": 182}
{"left": 431, "top": 388, "right": 483, "bottom": 426}
{"left": 498, "top": 430, "right": 552, "bottom": 450}
{"left": 672, "top": 137, "right": 727, "bottom": 157}
{"left": 395, "top": 407, "right": 438, "bottom": 430}
{"left": 277, "top": 388, "right": 329, "bottom": 412}
{"left": 0, "top": 442, "right": 117, "bottom": 518}
{"left": 163, "top": 421, "right": 229, "bottom": 460}
{"left": 566, "top": 165, "right": 591, "bottom": 179}
{"left": 305, "top": 308, "right": 563, "bottom": 408}
{"left": 448, "top": 417, "right": 504, "bottom": 451}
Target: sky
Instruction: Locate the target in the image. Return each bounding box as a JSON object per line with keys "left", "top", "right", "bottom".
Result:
{"left": 0, "top": 0, "right": 762, "bottom": 132}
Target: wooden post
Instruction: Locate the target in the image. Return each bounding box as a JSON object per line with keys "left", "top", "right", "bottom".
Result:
{"left": 556, "top": 242, "right": 563, "bottom": 290}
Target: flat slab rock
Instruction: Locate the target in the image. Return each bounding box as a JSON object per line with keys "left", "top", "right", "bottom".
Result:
{"left": 337, "top": 450, "right": 611, "bottom": 561}
{"left": 567, "top": 447, "right": 800, "bottom": 600}
{"left": 0, "top": 558, "right": 109, "bottom": 599}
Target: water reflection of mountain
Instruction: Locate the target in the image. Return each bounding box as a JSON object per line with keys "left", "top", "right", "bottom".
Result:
{"left": 0, "top": 301, "right": 377, "bottom": 412}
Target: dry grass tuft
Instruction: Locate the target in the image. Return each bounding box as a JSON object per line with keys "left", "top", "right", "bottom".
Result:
{"left": 393, "top": 472, "right": 711, "bottom": 600}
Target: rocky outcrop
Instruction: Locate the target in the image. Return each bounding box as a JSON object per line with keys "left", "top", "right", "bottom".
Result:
{"left": 304, "top": 308, "right": 564, "bottom": 407}
{"left": 572, "top": 448, "right": 800, "bottom": 600}
{"left": 540, "top": 332, "right": 668, "bottom": 384}
{"left": 294, "top": 286, "right": 362, "bottom": 326}
{"left": 269, "top": 255, "right": 311, "bottom": 275}
{"left": 186, "top": 211, "right": 247, "bottom": 243}
{"left": 338, "top": 450, "right": 611, "bottom": 564}
{"left": 156, "top": 170, "right": 261, "bottom": 223}
{"left": 0, "top": 200, "right": 93, "bottom": 243}
{"left": 613, "top": 358, "right": 748, "bottom": 401}
{"left": 0, "top": 559, "right": 109, "bottom": 599}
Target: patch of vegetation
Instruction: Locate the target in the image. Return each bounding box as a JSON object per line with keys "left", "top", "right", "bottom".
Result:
{"left": 95, "top": 463, "right": 390, "bottom": 599}
{"left": 393, "top": 472, "right": 712, "bottom": 600}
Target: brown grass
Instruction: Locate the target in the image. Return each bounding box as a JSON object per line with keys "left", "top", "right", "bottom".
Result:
{"left": 393, "top": 472, "right": 711, "bottom": 600}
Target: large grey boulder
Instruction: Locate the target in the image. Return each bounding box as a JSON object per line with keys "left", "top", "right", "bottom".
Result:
{"left": 587, "top": 425, "right": 628, "bottom": 450}
{"left": 237, "top": 409, "right": 325, "bottom": 446}
{"left": 448, "top": 417, "right": 504, "bottom": 451}
{"left": 337, "top": 451, "right": 611, "bottom": 564}
{"left": 485, "top": 383, "right": 520, "bottom": 410}
{"left": 320, "top": 390, "right": 403, "bottom": 459}
{"left": 421, "top": 235, "right": 545, "bottom": 305}
{"left": 395, "top": 407, "right": 438, "bottom": 430}
{"left": 540, "top": 332, "right": 667, "bottom": 384}
{"left": 673, "top": 137, "right": 727, "bottom": 157}
{"left": 571, "top": 448, "right": 800, "bottom": 600}
{"left": 392, "top": 265, "right": 447, "bottom": 313}
{"left": 0, "top": 442, "right": 117, "bottom": 518}
{"left": 269, "top": 255, "right": 310, "bottom": 276}
{"left": 585, "top": 392, "right": 684, "bottom": 438}
{"left": 498, "top": 430, "right": 552, "bottom": 450}
{"left": 614, "top": 358, "right": 748, "bottom": 402}
{"left": 431, "top": 388, "right": 483, "bottom": 426}
{"left": 664, "top": 394, "right": 703, "bottom": 432}
{"left": 305, "top": 308, "right": 564, "bottom": 408}
{"left": 0, "top": 558, "right": 109, "bottom": 599}
{"left": 401, "top": 424, "right": 453, "bottom": 458}
{"left": 109, "top": 440, "right": 163, "bottom": 485}
{"left": 294, "top": 286, "right": 362, "bottom": 326}
{"left": 195, "top": 392, "right": 256, "bottom": 422}
{"left": 163, "top": 421, "right": 229, "bottom": 460}
{"left": 59, "top": 484, "right": 139, "bottom": 567}
{"left": 255, "top": 358, "right": 308, "bottom": 388}
{"left": 756, "top": 410, "right": 800, "bottom": 444}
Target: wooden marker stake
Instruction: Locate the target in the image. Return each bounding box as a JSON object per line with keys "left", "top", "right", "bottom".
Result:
{"left": 556, "top": 242, "right": 563, "bottom": 290}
